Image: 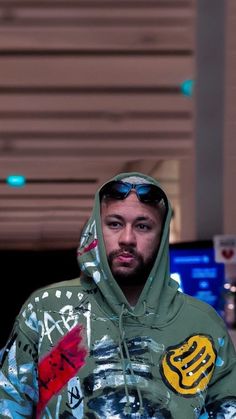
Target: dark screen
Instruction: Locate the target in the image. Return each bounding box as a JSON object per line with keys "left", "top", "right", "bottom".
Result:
{"left": 169, "top": 241, "right": 225, "bottom": 314}
{"left": 0, "top": 248, "right": 79, "bottom": 348}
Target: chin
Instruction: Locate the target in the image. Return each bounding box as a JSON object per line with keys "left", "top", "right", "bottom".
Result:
{"left": 112, "top": 268, "right": 144, "bottom": 286}
{"left": 113, "top": 268, "right": 135, "bottom": 278}
{"left": 112, "top": 268, "right": 134, "bottom": 280}
{"left": 112, "top": 262, "right": 137, "bottom": 275}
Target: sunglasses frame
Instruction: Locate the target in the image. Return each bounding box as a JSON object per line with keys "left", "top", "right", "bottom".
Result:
{"left": 100, "top": 180, "right": 168, "bottom": 208}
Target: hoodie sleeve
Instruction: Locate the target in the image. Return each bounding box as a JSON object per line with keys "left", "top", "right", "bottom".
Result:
{"left": 202, "top": 327, "right": 236, "bottom": 417}
{"left": 0, "top": 306, "right": 39, "bottom": 418}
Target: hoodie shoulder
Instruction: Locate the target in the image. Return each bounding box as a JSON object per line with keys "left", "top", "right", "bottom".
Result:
{"left": 183, "top": 293, "right": 227, "bottom": 329}
{"left": 21, "top": 277, "right": 83, "bottom": 309}
{"left": 41, "top": 277, "right": 82, "bottom": 291}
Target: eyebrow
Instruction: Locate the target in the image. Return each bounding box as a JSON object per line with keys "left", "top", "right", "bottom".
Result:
{"left": 104, "top": 214, "right": 123, "bottom": 220}
{"left": 104, "top": 214, "right": 155, "bottom": 224}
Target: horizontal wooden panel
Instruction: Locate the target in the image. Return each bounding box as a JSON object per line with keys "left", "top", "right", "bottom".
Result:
{"left": 0, "top": 157, "right": 122, "bottom": 179}
{"left": 0, "top": 220, "right": 82, "bottom": 232}
{"left": 0, "top": 117, "right": 192, "bottom": 133}
{"left": 0, "top": 220, "right": 83, "bottom": 241}
{"left": 0, "top": 198, "right": 94, "bottom": 209}
{"left": 0, "top": 3, "right": 193, "bottom": 16}
{"left": 0, "top": 136, "right": 192, "bottom": 146}
{"left": 0, "top": 2, "right": 193, "bottom": 25}
{"left": 0, "top": 56, "right": 193, "bottom": 87}
{"left": 0, "top": 237, "right": 80, "bottom": 250}
{"left": 0, "top": 149, "right": 192, "bottom": 160}
{"left": 0, "top": 209, "right": 90, "bottom": 220}
{"left": 0, "top": 138, "right": 192, "bottom": 159}
{"left": 0, "top": 93, "right": 193, "bottom": 113}
{"left": 0, "top": 27, "right": 193, "bottom": 51}
{"left": 0, "top": 182, "right": 98, "bottom": 196}
{"left": 0, "top": 222, "right": 43, "bottom": 239}
{"left": 0, "top": 7, "right": 193, "bottom": 21}
{"left": 0, "top": 0, "right": 194, "bottom": 4}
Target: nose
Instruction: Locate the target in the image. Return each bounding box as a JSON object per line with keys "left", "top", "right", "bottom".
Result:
{"left": 118, "top": 225, "right": 136, "bottom": 247}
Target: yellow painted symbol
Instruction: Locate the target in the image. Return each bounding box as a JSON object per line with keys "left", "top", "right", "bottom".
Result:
{"left": 160, "top": 334, "right": 216, "bottom": 396}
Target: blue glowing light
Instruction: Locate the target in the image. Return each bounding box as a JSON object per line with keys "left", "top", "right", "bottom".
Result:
{"left": 180, "top": 79, "right": 195, "bottom": 97}
{"left": 6, "top": 174, "right": 26, "bottom": 187}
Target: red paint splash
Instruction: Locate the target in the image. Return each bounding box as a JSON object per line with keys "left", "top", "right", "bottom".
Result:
{"left": 77, "top": 238, "right": 98, "bottom": 256}
{"left": 36, "top": 324, "right": 87, "bottom": 418}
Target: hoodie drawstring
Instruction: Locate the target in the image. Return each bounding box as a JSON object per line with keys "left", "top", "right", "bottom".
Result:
{"left": 118, "top": 302, "right": 147, "bottom": 417}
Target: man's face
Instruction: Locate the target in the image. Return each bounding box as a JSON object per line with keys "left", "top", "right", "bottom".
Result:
{"left": 101, "top": 192, "right": 163, "bottom": 285}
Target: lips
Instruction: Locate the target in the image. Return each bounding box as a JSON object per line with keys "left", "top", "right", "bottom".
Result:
{"left": 116, "top": 252, "right": 136, "bottom": 263}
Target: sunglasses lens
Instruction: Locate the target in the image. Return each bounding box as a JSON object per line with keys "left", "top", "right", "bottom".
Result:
{"left": 100, "top": 181, "right": 131, "bottom": 199}
{"left": 137, "top": 185, "right": 164, "bottom": 203}
{"left": 114, "top": 182, "right": 131, "bottom": 197}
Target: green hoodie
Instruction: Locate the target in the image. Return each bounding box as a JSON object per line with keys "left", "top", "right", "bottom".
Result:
{"left": 0, "top": 172, "right": 236, "bottom": 419}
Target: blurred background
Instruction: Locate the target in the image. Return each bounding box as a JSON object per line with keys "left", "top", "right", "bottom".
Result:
{"left": 0, "top": 0, "right": 236, "bottom": 346}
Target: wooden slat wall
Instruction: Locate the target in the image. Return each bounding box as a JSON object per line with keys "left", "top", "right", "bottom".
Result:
{"left": 224, "top": 0, "right": 236, "bottom": 234}
{"left": 0, "top": 0, "right": 195, "bottom": 249}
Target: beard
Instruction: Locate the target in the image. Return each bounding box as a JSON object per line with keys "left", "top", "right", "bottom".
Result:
{"left": 107, "top": 246, "right": 157, "bottom": 287}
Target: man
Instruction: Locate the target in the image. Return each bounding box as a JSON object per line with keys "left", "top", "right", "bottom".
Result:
{"left": 0, "top": 171, "right": 236, "bottom": 418}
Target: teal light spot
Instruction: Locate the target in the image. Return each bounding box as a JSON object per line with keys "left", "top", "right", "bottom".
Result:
{"left": 218, "top": 337, "right": 225, "bottom": 347}
{"left": 180, "top": 79, "right": 195, "bottom": 97}
{"left": 6, "top": 174, "right": 26, "bottom": 188}
{"left": 216, "top": 356, "right": 224, "bottom": 367}
{"left": 199, "top": 414, "right": 208, "bottom": 419}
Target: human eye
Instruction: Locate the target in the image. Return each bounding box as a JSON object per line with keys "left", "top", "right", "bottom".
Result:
{"left": 136, "top": 223, "right": 151, "bottom": 231}
{"left": 107, "top": 220, "right": 122, "bottom": 229}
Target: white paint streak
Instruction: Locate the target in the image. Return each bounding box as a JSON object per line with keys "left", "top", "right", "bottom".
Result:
{"left": 93, "top": 271, "right": 101, "bottom": 284}
{"left": 41, "top": 312, "right": 64, "bottom": 344}
{"left": 55, "top": 395, "right": 62, "bottom": 419}
{"left": 59, "top": 305, "right": 78, "bottom": 331}
{"left": 84, "top": 261, "right": 98, "bottom": 268}
{"left": 67, "top": 377, "right": 84, "bottom": 418}
{"left": 84, "top": 303, "right": 91, "bottom": 348}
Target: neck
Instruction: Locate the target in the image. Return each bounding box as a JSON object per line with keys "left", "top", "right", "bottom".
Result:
{"left": 119, "top": 283, "right": 144, "bottom": 306}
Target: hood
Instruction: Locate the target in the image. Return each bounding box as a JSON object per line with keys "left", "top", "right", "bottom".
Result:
{"left": 77, "top": 172, "right": 183, "bottom": 326}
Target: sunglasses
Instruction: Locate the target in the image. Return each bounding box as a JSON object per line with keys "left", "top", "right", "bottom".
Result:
{"left": 100, "top": 180, "right": 167, "bottom": 207}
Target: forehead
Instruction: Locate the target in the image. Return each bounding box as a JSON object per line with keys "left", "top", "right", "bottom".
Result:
{"left": 101, "top": 192, "right": 162, "bottom": 222}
